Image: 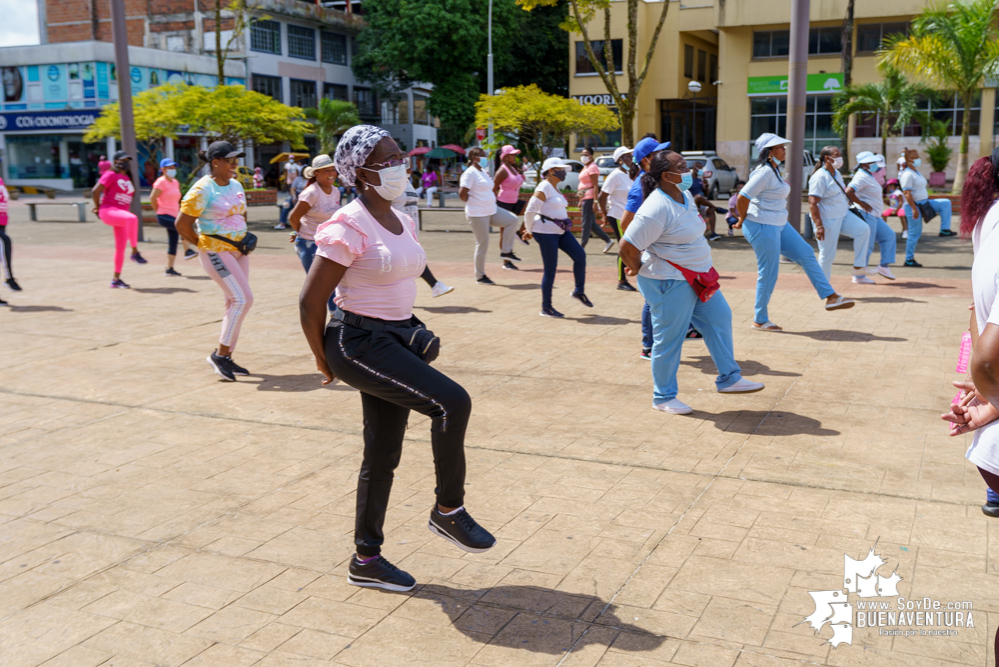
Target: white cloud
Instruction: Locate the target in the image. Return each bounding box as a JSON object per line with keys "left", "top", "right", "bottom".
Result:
{"left": 0, "top": 0, "right": 40, "bottom": 47}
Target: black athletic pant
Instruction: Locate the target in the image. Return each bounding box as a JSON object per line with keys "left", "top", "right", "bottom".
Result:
{"left": 420, "top": 266, "right": 437, "bottom": 287}
{"left": 0, "top": 225, "right": 11, "bottom": 280}
{"left": 607, "top": 216, "right": 626, "bottom": 282}
{"left": 325, "top": 318, "right": 471, "bottom": 557}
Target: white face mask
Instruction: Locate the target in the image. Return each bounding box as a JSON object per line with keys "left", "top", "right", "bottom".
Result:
{"left": 831, "top": 156, "right": 844, "bottom": 170}
{"left": 363, "top": 163, "right": 408, "bottom": 200}
{"left": 165, "top": 169, "right": 177, "bottom": 178}
{"left": 581, "top": 155, "right": 591, "bottom": 164}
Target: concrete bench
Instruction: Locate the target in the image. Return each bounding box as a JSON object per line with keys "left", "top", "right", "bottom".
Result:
{"left": 27, "top": 200, "right": 89, "bottom": 223}
{"left": 417, "top": 206, "right": 466, "bottom": 231}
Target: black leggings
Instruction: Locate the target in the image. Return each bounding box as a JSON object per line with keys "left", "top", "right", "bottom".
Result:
{"left": 0, "top": 225, "right": 11, "bottom": 280}
{"left": 325, "top": 318, "right": 472, "bottom": 557}
{"left": 607, "top": 216, "right": 626, "bottom": 282}
{"left": 157, "top": 214, "right": 179, "bottom": 256}
{"left": 420, "top": 266, "right": 437, "bottom": 287}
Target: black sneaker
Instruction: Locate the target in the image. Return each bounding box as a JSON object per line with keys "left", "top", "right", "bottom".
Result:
{"left": 184, "top": 249, "right": 198, "bottom": 260}
{"left": 939, "top": 230, "right": 957, "bottom": 237}
{"left": 640, "top": 348, "right": 652, "bottom": 360}
{"left": 983, "top": 501, "right": 999, "bottom": 518}
{"left": 164, "top": 267, "right": 181, "bottom": 277}
{"left": 904, "top": 258, "right": 922, "bottom": 267}
{"left": 477, "top": 275, "right": 495, "bottom": 285}
{"left": 500, "top": 251, "right": 522, "bottom": 262}
{"left": 685, "top": 326, "right": 703, "bottom": 340}
{"left": 207, "top": 351, "right": 236, "bottom": 382}
{"left": 229, "top": 358, "right": 249, "bottom": 376}
{"left": 707, "top": 233, "right": 722, "bottom": 242}
{"left": 130, "top": 252, "right": 148, "bottom": 265}
{"left": 571, "top": 291, "right": 594, "bottom": 307}
{"left": 428, "top": 507, "right": 496, "bottom": 553}
{"left": 502, "top": 260, "right": 519, "bottom": 271}
{"left": 5, "top": 278, "right": 21, "bottom": 292}
{"left": 0, "top": 297, "right": 7, "bottom": 306}
{"left": 348, "top": 555, "right": 416, "bottom": 592}
{"left": 540, "top": 306, "right": 564, "bottom": 318}
{"left": 617, "top": 281, "right": 637, "bottom": 292}
{"left": 516, "top": 230, "right": 530, "bottom": 246}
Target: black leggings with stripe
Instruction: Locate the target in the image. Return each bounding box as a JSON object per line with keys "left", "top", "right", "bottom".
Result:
{"left": 0, "top": 225, "right": 11, "bottom": 280}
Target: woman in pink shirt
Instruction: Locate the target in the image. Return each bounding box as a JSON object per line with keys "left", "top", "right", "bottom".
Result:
{"left": 578, "top": 147, "right": 614, "bottom": 251}
{"left": 299, "top": 125, "right": 495, "bottom": 592}
{"left": 91, "top": 150, "right": 147, "bottom": 288}
{"left": 0, "top": 176, "right": 19, "bottom": 302}
{"left": 150, "top": 157, "right": 195, "bottom": 276}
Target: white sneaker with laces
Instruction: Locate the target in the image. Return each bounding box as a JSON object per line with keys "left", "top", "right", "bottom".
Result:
{"left": 877, "top": 265, "right": 896, "bottom": 280}
{"left": 431, "top": 282, "right": 454, "bottom": 298}
{"left": 603, "top": 240, "right": 616, "bottom": 254}
{"left": 653, "top": 399, "right": 693, "bottom": 414}
{"left": 852, "top": 275, "right": 875, "bottom": 284}
{"left": 718, "top": 378, "right": 765, "bottom": 394}
{"left": 902, "top": 230, "right": 909, "bottom": 239}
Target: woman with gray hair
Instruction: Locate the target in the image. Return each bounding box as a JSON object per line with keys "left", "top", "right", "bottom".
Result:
{"left": 299, "top": 125, "right": 495, "bottom": 593}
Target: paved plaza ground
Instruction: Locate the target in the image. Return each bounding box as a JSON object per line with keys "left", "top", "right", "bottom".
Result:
{"left": 1, "top": 196, "right": 995, "bottom": 666}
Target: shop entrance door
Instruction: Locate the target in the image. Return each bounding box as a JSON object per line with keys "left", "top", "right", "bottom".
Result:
{"left": 660, "top": 99, "right": 717, "bottom": 153}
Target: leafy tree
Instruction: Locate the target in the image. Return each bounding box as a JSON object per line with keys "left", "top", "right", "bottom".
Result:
{"left": 83, "top": 83, "right": 188, "bottom": 164}
{"left": 831, "top": 66, "right": 935, "bottom": 159}
{"left": 475, "top": 84, "right": 619, "bottom": 180}
{"left": 881, "top": 0, "right": 999, "bottom": 192}
{"left": 306, "top": 99, "right": 361, "bottom": 155}
{"left": 517, "top": 0, "right": 673, "bottom": 146}
{"left": 497, "top": 1, "right": 569, "bottom": 97}
{"left": 212, "top": 0, "right": 260, "bottom": 85}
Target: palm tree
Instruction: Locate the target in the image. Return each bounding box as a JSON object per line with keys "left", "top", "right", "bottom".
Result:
{"left": 880, "top": 0, "right": 999, "bottom": 192}
{"left": 831, "top": 66, "right": 935, "bottom": 159}
{"left": 306, "top": 99, "right": 361, "bottom": 155}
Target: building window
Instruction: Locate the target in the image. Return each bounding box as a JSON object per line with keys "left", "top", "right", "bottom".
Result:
{"left": 252, "top": 74, "right": 281, "bottom": 103}
{"left": 853, "top": 92, "right": 981, "bottom": 138}
{"left": 575, "top": 40, "right": 623, "bottom": 75}
{"left": 321, "top": 31, "right": 348, "bottom": 65}
{"left": 381, "top": 96, "right": 409, "bottom": 124}
{"left": 683, "top": 44, "right": 694, "bottom": 79}
{"left": 324, "top": 83, "right": 348, "bottom": 101}
{"left": 753, "top": 28, "right": 842, "bottom": 58}
{"left": 696, "top": 49, "right": 707, "bottom": 83}
{"left": 413, "top": 95, "right": 430, "bottom": 125}
{"left": 290, "top": 79, "right": 317, "bottom": 108}
{"left": 575, "top": 108, "right": 622, "bottom": 150}
{"left": 856, "top": 22, "right": 909, "bottom": 53}
{"left": 809, "top": 27, "right": 843, "bottom": 55}
{"left": 287, "top": 25, "right": 316, "bottom": 60}
{"left": 750, "top": 95, "right": 837, "bottom": 157}
{"left": 709, "top": 53, "right": 718, "bottom": 83}
{"left": 250, "top": 19, "right": 281, "bottom": 54}
{"left": 354, "top": 87, "right": 377, "bottom": 118}
{"left": 661, "top": 100, "right": 716, "bottom": 152}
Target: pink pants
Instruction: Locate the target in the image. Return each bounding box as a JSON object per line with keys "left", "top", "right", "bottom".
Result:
{"left": 200, "top": 250, "right": 253, "bottom": 350}
{"left": 99, "top": 207, "right": 138, "bottom": 273}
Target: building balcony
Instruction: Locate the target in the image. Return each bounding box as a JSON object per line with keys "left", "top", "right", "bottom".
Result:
{"left": 253, "top": 0, "right": 366, "bottom": 31}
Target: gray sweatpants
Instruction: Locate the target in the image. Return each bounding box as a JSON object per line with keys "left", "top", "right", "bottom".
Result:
{"left": 469, "top": 207, "right": 520, "bottom": 279}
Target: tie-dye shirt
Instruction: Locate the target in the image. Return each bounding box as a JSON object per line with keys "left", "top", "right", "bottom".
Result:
{"left": 181, "top": 175, "right": 247, "bottom": 252}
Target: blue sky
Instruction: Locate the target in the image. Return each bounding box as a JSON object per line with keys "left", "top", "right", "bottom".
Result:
{"left": 0, "top": 0, "right": 40, "bottom": 47}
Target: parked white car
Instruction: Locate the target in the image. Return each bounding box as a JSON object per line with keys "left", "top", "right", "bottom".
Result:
{"left": 521, "top": 158, "right": 584, "bottom": 192}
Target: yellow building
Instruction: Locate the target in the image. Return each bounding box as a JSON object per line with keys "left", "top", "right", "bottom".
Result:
{"left": 568, "top": 0, "right": 996, "bottom": 182}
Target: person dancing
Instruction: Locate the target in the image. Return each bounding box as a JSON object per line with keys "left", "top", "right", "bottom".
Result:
{"left": 299, "top": 125, "right": 495, "bottom": 592}
{"left": 150, "top": 157, "right": 195, "bottom": 276}
{"left": 460, "top": 147, "right": 520, "bottom": 283}
{"left": 289, "top": 154, "right": 341, "bottom": 273}
{"left": 91, "top": 150, "right": 147, "bottom": 288}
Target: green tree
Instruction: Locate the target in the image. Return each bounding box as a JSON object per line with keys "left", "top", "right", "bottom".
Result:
{"left": 497, "top": 1, "right": 569, "bottom": 97}
{"left": 83, "top": 83, "right": 189, "bottom": 164}
{"left": 475, "top": 84, "right": 619, "bottom": 180}
{"left": 212, "top": 0, "right": 260, "bottom": 85}
{"left": 306, "top": 98, "right": 361, "bottom": 155}
{"left": 517, "top": 0, "right": 673, "bottom": 147}
{"left": 831, "top": 66, "right": 935, "bottom": 159}
{"left": 881, "top": 0, "right": 999, "bottom": 192}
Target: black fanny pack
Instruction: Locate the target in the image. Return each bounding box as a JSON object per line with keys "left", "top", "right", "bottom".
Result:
{"left": 540, "top": 214, "right": 573, "bottom": 232}
{"left": 334, "top": 308, "right": 440, "bottom": 364}
{"left": 208, "top": 232, "right": 258, "bottom": 255}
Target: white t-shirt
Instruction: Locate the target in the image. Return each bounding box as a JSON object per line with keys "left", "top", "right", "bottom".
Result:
{"left": 529, "top": 180, "right": 569, "bottom": 235}
{"left": 808, "top": 168, "right": 850, "bottom": 221}
{"left": 899, "top": 167, "right": 929, "bottom": 202}
{"left": 968, "top": 201, "right": 999, "bottom": 477}
{"left": 600, "top": 168, "right": 634, "bottom": 220}
{"left": 623, "top": 189, "right": 712, "bottom": 281}
{"left": 459, "top": 167, "right": 497, "bottom": 218}
{"left": 847, "top": 168, "right": 883, "bottom": 213}
{"left": 297, "top": 183, "right": 341, "bottom": 241}
{"left": 740, "top": 163, "right": 791, "bottom": 227}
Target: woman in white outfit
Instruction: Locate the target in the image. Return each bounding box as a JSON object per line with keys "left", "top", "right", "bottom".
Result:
{"left": 845, "top": 151, "right": 897, "bottom": 282}
{"left": 807, "top": 145, "right": 871, "bottom": 281}
{"left": 459, "top": 147, "right": 520, "bottom": 284}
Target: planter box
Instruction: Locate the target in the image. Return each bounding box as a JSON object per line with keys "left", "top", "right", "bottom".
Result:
{"left": 520, "top": 193, "right": 612, "bottom": 234}
{"left": 246, "top": 188, "right": 277, "bottom": 207}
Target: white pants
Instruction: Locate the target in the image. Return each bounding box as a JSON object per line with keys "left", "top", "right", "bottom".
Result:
{"left": 424, "top": 186, "right": 438, "bottom": 206}
{"left": 469, "top": 208, "right": 520, "bottom": 278}
{"left": 816, "top": 213, "right": 871, "bottom": 280}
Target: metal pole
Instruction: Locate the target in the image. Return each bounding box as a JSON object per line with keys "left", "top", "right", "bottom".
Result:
{"left": 487, "top": 0, "right": 494, "bottom": 173}
{"left": 785, "top": 0, "right": 809, "bottom": 233}
{"left": 110, "top": 0, "right": 144, "bottom": 241}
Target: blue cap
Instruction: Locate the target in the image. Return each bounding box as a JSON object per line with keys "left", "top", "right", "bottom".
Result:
{"left": 159, "top": 158, "right": 177, "bottom": 168}
{"left": 633, "top": 138, "right": 671, "bottom": 165}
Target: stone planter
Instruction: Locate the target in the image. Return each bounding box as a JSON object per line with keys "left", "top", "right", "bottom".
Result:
{"left": 246, "top": 188, "right": 277, "bottom": 207}
{"left": 519, "top": 192, "right": 612, "bottom": 234}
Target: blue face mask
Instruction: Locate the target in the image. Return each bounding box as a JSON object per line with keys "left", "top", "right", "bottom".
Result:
{"left": 911, "top": 158, "right": 922, "bottom": 167}
{"left": 671, "top": 172, "right": 694, "bottom": 191}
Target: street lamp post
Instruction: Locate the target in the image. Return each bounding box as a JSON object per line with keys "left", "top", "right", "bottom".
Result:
{"left": 487, "top": 0, "right": 494, "bottom": 173}
{"left": 687, "top": 80, "right": 702, "bottom": 151}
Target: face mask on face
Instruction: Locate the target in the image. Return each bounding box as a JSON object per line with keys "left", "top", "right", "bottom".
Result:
{"left": 911, "top": 158, "right": 922, "bottom": 167}
{"left": 165, "top": 169, "right": 177, "bottom": 178}
{"left": 363, "top": 163, "right": 408, "bottom": 200}
{"left": 581, "top": 155, "right": 591, "bottom": 164}
{"left": 831, "top": 156, "right": 844, "bottom": 170}
{"left": 552, "top": 170, "right": 567, "bottom": 183}
{"left": 670, "top": 172, "right": 694, "bottom": 192}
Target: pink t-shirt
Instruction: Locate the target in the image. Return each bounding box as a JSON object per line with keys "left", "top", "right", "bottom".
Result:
{"left": 99, "top": 170, "right": 135, "bottom": 211}
{"left": 315, "top": 199, "right": 426, "bottom": 321}
{"left": 497, "top": 164, "right": 524, "bottom": 204}
{"left": 297, "top": 182, "right": 341, "bottom": 241}
{"left": 0, "top": 179, "right": 8, "bottom": 226}
{"left": 579, "top": 162, "right": 600, "bottom": 201}
{"left": 152, "top": 176, "right": 181, "bottom": 217}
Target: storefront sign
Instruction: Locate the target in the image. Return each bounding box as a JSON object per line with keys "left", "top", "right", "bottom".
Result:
{"left": 572, "top": 93, "right": 627, "bottom": 106}
{"left": 0, "top": 110, "right": 99, "bottom": 132}
{"left": 747, "top": 73, "right": 844, "bottom": 96}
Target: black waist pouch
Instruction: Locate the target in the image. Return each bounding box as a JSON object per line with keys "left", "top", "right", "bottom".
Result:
{"left": 334, "top": 309, "right": 440, "bottom": 364}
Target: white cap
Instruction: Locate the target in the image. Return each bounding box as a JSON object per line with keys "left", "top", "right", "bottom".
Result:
{"left": 612, "top": 146, "right": 632, "bottom": 162}
{"left": 755, "top": 133, "right": 790, "bottom": 153}
{"left": 541, "top": 157, "right": 566, "bottom": 174}
{"left": 855, "top": 151, "right": 878, "bottom": 165}
{"left": 874, "top": 153, "right": 886, "bottom": 169}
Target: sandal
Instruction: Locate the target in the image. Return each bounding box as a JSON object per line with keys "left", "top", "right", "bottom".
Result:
{"left": 752, "top": 321, "right": 782, "bottom": 332}
{"left": 825, "top": 295, "right": 856, "bottom": 311}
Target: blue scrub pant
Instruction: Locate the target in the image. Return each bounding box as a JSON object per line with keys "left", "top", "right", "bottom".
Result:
{"left": 903, "top": 198, "right": 952, "bottom": 261}
{"left": 859, "top": 210, "right": 896, "bottom": 267}
{"left": 637, "top": 276, "right": 742, "bottom": 404}
{"left": 742, "top": 221, "right": 835, "bottom": 325}
{"left": 988, "top": 487, "right": 999, "bottom": 505}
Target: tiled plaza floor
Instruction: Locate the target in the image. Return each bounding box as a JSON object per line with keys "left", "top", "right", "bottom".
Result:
{"left": 1, "top": 199, "right": 994, "bottom": 666}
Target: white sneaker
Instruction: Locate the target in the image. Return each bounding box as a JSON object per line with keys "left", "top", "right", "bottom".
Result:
{"left": 652, "top": 399, "right": 693, "bottom": 415}
{"left": 902, "top": 230, "right": 909, "bottom": 239}
{"left": 603, "top": 240, "right": 616, "bottom": 254}
{"left": 852, "top": 275, "right": 875, "bottom": 284}
{"left": 431, "top": 281, "right": 454, "bottom": 298}
{"left": 718, "top": 378, "right": 765, "bottom": 394}
{"left": 877, "top": 266, "right": 896, "bottom": 281}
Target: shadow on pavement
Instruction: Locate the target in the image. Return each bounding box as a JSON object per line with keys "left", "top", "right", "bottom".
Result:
{"left": 248, "top": 374, "right": 354, "bottom": 392}
{"left": 406, "top": 584, "right": 667, "bottom": 655}
{"left": 186, "top": 275, "right": 212, "bottom": 280}
{"left": 696, "top": 409, "right": 840, "bottom": 436}
{"left": 496, "top": 283, "right": 541, "bottom": 290}
{"left": 416, "top": 305, "right": 492, "bottom": 314}
{"left": 782, "top": 329, "right": 906, "bottom": 342}
{"left": 132, "top": 287, "right": 197, "bottom": 294}
{"left": 567, "top": 314, "right": 636, "bottom": 326}
{"left": 682, "top": 355, "right": 800, "bottom": 377}
{"left": 857, "top": 296, "right": 926, "bottom": 304}
{"left": 7, "top": 305, "right": 72, "bottom": 313}
{"left": 896, "top": 281, "right": 955, "bottom": 290}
